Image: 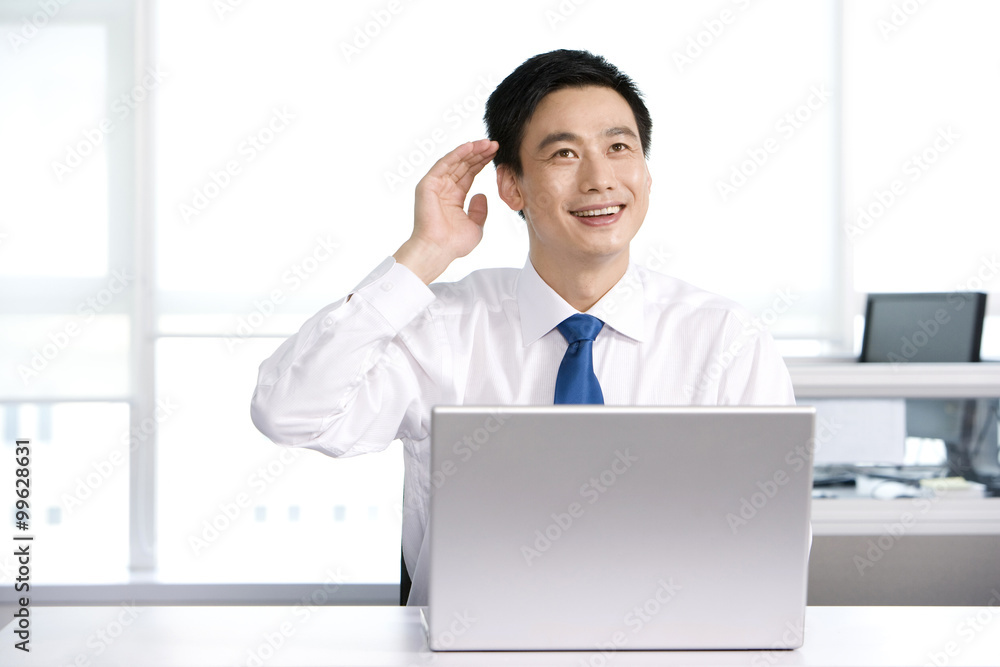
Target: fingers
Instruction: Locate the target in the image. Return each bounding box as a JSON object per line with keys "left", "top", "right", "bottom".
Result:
{"left": 467, "top": 193, "right": 488, "bottom": 227}
{"left": 452, "top": 141, "right": 499, "bottom": 196}
{"left": 427, "top": 139, "right": 499, "bottom": 190}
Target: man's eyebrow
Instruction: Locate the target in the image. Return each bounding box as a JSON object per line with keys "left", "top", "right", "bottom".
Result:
{"left": 535, "top": 127, "right": 639, "bottom": 152}
{"left": 606, "top": 126, "right": 638, "bottom": 140}
{"left": 536, "top": 131, "right": 580, "bottom": 152}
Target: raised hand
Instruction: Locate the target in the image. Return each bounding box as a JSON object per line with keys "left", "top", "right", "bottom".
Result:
{"left": 393, "top": 139, "right": 499, "bottom": 284}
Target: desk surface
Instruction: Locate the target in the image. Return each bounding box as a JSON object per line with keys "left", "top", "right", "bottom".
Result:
{"left": 3, "top": 605, "right": 1000, "bottom": 666}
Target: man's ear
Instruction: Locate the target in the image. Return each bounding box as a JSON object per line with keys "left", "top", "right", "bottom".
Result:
{"left": 496, "top": 164, "right": 525, "bottom": 212}
{"left": 645, "top": 161, "right": 653, "bottom": 193}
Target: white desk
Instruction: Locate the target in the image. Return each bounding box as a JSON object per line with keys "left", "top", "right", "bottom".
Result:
{"left": 2, "top": 605, "right": 999, "bottom": 666}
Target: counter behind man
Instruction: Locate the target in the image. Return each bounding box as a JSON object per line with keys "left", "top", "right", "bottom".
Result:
{"left": 250, "top": 49, "right": 795, "bottom": 605}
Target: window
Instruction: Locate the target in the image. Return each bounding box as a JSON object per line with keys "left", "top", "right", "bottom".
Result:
{"left": 0, "top": 2, "right": 132, "bottom": 586}
{"left": 842, "top": 0, "right": 1000, "bottom": 358}
{"left": 1, "top": 0, "right": 997, "bottom": 595}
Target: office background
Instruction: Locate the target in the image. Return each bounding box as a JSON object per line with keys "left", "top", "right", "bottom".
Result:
{"left": 0, "top": 0, "right": 997, "bottom": 602}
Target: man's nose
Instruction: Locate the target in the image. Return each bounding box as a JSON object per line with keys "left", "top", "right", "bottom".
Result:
{"left": 578, "top": 155, "right": 616, "bottom": 192}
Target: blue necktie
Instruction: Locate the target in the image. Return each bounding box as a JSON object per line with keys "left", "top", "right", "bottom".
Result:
{"left": 554, "top": 314, "right": 605, "bottom": 405}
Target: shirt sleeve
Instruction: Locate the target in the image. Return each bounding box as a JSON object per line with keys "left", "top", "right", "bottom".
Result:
{"left": 250, "top": 257, "right": 439, "bottom": 457}
{"left": 716, "top": 317, "right": 796, "bottom": 406}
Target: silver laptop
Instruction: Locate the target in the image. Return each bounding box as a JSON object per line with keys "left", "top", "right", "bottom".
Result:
{"left": 424, "top": 406, "right": 815, "bottom": 651}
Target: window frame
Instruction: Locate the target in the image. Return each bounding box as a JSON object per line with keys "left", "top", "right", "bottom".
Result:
{"left": 3, "top": 0, "right": 998, "bottom": 606}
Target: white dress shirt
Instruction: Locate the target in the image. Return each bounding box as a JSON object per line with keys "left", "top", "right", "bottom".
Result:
{"left": 251, "top": 256, "right": 795, "bottom": 605}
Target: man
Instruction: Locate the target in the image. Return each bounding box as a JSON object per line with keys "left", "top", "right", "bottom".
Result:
{"left": 251, "top": 50, "right": 794, "bottom": 605}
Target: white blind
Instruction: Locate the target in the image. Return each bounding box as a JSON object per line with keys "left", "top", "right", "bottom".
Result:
{"left": 843, "top": 0, "right": 1000, "bottom": 295}
{"left": 153, "top": 0, "right": 839, "bottom": 347}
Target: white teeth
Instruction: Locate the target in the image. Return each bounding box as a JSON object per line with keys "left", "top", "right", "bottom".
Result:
{"left": 572, "top": 206, "right": 621, "bottom": 217}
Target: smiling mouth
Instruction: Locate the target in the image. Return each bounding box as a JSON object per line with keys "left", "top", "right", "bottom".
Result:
{"left": 570, "top": 205, "right": 623, "bottom": 219}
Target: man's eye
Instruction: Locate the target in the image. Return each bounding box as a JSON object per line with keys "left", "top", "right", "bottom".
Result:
{"left": 554, "top": 148, "right": 575, "bottom": 158}
{"left": 610, "top": 143, "right": 629, "bottom": 152}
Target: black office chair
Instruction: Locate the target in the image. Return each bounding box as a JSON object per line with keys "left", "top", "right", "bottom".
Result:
{"left": 400, "top": 551, "right": 411, "bottom": 605}
{"left": 399, "top": 488, "right": 411, "bottom": 605}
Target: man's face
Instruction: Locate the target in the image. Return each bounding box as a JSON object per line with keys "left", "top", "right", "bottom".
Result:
{"left": 498, "top": 85, "right": 651, "bottom": 275}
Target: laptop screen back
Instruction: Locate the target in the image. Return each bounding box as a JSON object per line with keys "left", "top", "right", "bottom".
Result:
{"left": 425, "top": 406, "right": 815, "bottom": 651}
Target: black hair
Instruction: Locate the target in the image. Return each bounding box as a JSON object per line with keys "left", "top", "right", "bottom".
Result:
{"left": 484, "top": 49, "right": 652, "bottom": 177}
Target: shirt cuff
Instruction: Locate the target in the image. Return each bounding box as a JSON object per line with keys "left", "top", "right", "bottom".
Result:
{"left": 352, "top": 257, "right": 436, "bottom": 332}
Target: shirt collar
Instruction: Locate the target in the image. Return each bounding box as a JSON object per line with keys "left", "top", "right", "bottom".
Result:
{"left": 516, "top": 258, "right": 646, "bottom": 346}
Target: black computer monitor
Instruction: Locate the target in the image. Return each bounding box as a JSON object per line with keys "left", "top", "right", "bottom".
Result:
{"left": 860, "top": 292, "right": 987, "bottom": 363}
{"left": 859, "top": 292, "right": 997, "bottom": 488}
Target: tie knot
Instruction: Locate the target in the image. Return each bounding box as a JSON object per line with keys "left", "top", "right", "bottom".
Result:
{"left": 557, "top": 314, "right": 604, "bottom": 345}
